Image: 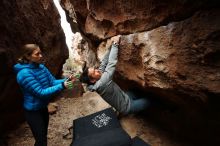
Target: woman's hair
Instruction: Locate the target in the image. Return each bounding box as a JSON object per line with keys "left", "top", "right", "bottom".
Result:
{"left": 18, "top": 44, "right": 39, "bottom": 63}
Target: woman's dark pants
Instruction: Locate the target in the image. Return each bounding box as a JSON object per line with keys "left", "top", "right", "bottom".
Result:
{"left": 24, "top": 108, "right": 49, "bottom": 146}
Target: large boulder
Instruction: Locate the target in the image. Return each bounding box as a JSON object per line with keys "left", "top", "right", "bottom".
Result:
{"left": 97, "top": 9, "right": 220, "bottom": 109}
{"left": 96, "top": 9, "right": 220, "bottom": 145}
{"left": 61, "top": 0, "right": 220, "bottom": 144}
{"left": 62, "top": 0, "right": 220, "bottom": 40}
{"left": 61, "top": 0, "right": 220, "bottom": 111}
{"left": 0, "top": 0, "right": 68, "bottom": 135}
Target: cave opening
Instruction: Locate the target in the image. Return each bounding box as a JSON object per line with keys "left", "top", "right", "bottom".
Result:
{"left": 53, "top": 0, "right": 73, "bottom": 50}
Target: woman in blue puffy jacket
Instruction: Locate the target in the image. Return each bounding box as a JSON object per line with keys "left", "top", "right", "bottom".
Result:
{"left": 14, "top": 44, "right": 74, "bottom": 146}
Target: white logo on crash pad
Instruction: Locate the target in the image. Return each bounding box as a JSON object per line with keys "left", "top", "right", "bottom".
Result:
{"left": 92, "top": 113, "right": 112, "bottom": 128}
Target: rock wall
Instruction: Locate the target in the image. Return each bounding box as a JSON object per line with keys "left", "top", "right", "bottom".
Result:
{"left": 0, "top": 0, "right": 68, "bottom": 135}
{"left": 62, "top": 0, "right": 220, "bottom": 40}
{"left": 62, "top": 0, "right": 220, "bottom": 107}
{"left": 115, "top": 10, "right": 220, "bottom": 105}
{"left": 62, "top": 0, "right": 220, "bottom": 145}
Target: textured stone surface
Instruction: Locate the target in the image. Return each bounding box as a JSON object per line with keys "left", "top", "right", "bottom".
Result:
{"left": 62, "top": 0, "right": 220, "bottom": 111}
{"left": 1, "top": 0, "right": 220, "bottom": 144}
{"left": 0, "top": 0, "right": 68, "bottom": 135}
{"left": 97, "top": 9, "right": 220, "bottom": 107}
{"left": 59, "top": 1, "right": 220, "bottom": 144}
{"left": 60, "top": 0, "right": 80, "bottom": 33}
{"left": 95, "top": 10, "right": 220, "bottom": 145}
{"left": 62, "top": 0, "right": 220, "bottom": 40}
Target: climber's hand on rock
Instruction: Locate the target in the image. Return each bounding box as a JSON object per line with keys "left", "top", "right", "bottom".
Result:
{"left": 112, "top": 35, "right": 121, "bottom": 44}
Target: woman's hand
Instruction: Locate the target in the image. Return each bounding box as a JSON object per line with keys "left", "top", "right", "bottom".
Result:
{"left": 66, "top": 74, "right": 76, "bottom": 82}
{"left": 64, "top": 80, "right": 74, "bottom": 89}
{"left": 64, "top": 73, "right": 81, "bottom": 89}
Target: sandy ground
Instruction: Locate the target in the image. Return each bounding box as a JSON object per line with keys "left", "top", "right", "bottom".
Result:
{"left": 6, "top": 91, "right": 188, "bottom": 146}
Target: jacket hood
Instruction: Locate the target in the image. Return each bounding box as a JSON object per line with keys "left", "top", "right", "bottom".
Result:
{"left": 14, "top": 63, "right": 40, "bottom": 74}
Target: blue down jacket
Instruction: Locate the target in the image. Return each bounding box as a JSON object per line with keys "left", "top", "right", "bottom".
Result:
{"left": 14, "top": 63, "right": 65, "bottom": 111}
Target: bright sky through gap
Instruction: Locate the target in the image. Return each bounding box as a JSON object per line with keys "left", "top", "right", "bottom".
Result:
{"left": 53, "top": 0, "right": 73, "bottom": 49}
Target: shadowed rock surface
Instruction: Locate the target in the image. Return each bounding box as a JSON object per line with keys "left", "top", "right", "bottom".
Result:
{"left": 0, "top": 0, "right": 68, "bottom": 136}
{"left": 61, "top": 0, "right": 220, "bottom": 40}
{"left": 61, "top": 0, "right": 220, "bottom": 145}
{"left": 1, "top": 0, "right": 220, "bottom": 145}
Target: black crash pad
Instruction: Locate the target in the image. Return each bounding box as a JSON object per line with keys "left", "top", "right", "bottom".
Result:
{"left": 71, "top": 108, "right": 131, "bottom": 146}
{"left": 132, "top": 136, "right": 151, "bottom": 146}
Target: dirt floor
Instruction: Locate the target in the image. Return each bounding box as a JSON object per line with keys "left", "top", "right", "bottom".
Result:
{"left": 6, "top": 91, "right": 189, "bottom": 146}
